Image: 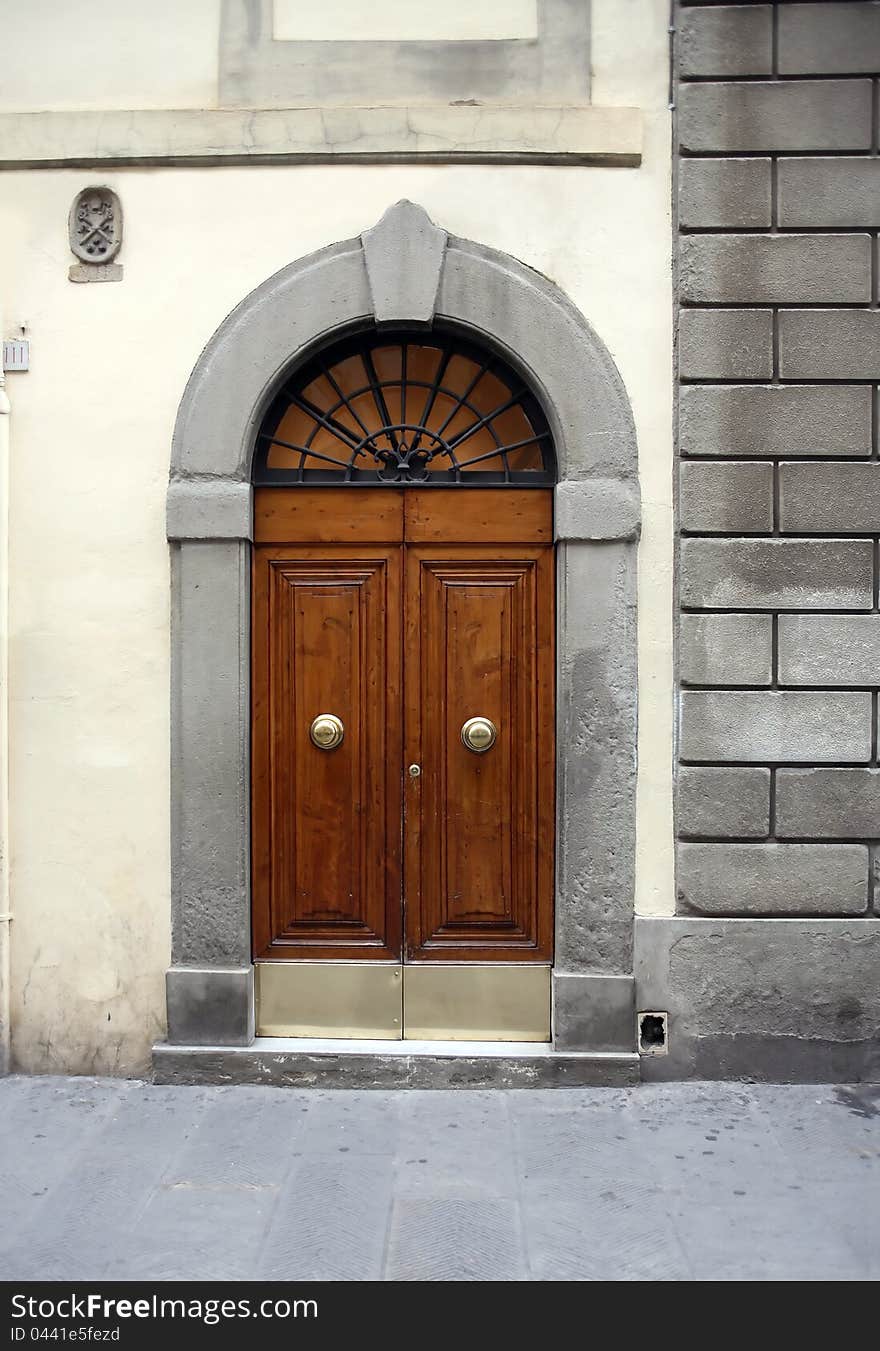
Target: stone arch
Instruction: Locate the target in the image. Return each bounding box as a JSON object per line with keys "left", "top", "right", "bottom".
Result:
{"left": 163, "top": 202, "right": 641, "bottom": 1060}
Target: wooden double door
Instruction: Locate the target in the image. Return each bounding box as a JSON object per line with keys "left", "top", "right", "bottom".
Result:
{"left": 252, "top": 488, "right": 555, "bottom": 968}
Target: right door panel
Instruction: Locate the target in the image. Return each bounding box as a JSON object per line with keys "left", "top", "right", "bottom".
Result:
{"left": 404, "top": 545, "right": 555, "bottom": 961}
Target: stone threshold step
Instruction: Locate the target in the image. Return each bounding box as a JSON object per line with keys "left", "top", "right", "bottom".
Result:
{"left": 152, "top": 1040, "right": 640, "bottom": 1089}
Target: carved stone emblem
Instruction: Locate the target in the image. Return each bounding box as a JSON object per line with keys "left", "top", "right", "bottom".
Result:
{"left": 68, "top": 187, "right": 122, "bottom": 264}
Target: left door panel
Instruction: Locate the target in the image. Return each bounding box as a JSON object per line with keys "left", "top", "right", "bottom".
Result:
{"left": 252, "top": 546, "right": 402, "bottom": 960}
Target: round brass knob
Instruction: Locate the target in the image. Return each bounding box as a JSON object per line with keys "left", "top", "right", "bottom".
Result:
{"left": 461, "top": 716, "right": 497, "bottom": 754}
{"left": 309, "top": 713, "right": 344, "bottom": 751}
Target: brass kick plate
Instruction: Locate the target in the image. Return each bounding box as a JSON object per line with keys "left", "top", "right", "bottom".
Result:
{"left": 256, "top": 962, "right": 402, "bottom": 1038}
{"left": 403, "top": 964, "right": 551, "bottom": 1042}
{"left": 256, "top": 962, "right": 551, "bottom": 1041}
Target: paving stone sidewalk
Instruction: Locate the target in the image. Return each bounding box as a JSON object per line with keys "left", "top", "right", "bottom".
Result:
{"left": 0, "top": 1076, "right": 878, "bottom": 1281}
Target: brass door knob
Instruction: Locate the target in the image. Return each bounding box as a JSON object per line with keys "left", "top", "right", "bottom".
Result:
{"left": 309, "top": 713, "right": 344, "bottom": 750}
{"left": 460, "top": 716, "right": 497, "bottom": 754}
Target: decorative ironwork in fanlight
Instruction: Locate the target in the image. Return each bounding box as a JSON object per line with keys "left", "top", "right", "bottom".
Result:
{"left": 253, "top": 330, "right": 555, "bottom": 485}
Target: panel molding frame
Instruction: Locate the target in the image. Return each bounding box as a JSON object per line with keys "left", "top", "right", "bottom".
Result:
{"left": 164, "top": 200, "right": 640, "bottom": 1054}
{"left": 404, "top": 549, "right": 554, "bottom": 961}
{"left": 220, "top": 0, "right": 591, "bottom": 109}
{"left": 251, "top": 549, "right": 402, "bottom": 960}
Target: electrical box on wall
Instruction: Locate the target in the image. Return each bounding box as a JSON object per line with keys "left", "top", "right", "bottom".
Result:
{"left": 2, "top": 339, "right": 29, "bottom": 372}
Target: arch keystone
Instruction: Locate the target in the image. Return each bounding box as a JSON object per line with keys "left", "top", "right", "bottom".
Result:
{"left": 361, "top": 200, "right": 447, "bottom": 327}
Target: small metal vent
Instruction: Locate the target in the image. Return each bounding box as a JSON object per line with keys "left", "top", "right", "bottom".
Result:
{"left": 2, "top": 339, "right": 29, "bottom": 372}
{"left": 253, "top": 329, "right": 555, "bottom": 486}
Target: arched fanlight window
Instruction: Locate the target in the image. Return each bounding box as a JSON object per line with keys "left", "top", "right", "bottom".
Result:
{"left": 253, "top": 329, "right": 555, "bottom": 485}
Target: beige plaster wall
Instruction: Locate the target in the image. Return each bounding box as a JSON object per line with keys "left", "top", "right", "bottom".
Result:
{"left": 0, "top": 0, "right": 220, "bottom": 112}
{"left": 0, "top": 0, "right": 673, "bottom": 1074}
{"left": 593, "top": 1, "right": 676, "bottom": 918}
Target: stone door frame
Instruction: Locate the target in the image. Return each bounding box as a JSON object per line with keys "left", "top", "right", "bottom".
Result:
{"left": 164, "top": 202, "right": 641, "bottom": 1054}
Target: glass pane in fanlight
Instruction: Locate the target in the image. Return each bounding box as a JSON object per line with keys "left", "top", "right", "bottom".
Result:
{"left": 256, "top": 333, "right": 553, "bottom": 482}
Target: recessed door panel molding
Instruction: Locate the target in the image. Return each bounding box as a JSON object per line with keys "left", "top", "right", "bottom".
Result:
{"left": 252, "top": 546, "right": 402, "bottom": 959}
{"left": 404, "top": 545, "right": 555, "bottom": 962}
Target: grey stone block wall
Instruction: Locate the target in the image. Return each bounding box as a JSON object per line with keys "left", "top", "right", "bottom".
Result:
{"left": 680, "top": 613, "right": 773, "bottom": 685}
{"left": 777, "top": 3, "right": 880, "bottom": 76}
{"left": 779, "top": 310, "right": 880, "bottom": 378}
{"left": 679, "top": 158, "right": 772, "bottom": 228}
{"left": 680, "top": 384, "right": 872, "bottom": 456}
{"left": 680, "top": 233, "right": 871, "bottom": 304}
{"left": 677, "top": 842, "right": 869, "bottom": 915}
{"left": 677, "top": 765, "right": 771, "bottom": 838}
{"left": 678, "top": 78, "right": 873, "bottom": 153}
{"left": 680, "top": 460, "right": 774, "bottom": 532}
{"left": 679, "top": 309, "right": 773, "bottom": 380}
{"left": 675, "top": 3, "right": 880, "bottom": 916}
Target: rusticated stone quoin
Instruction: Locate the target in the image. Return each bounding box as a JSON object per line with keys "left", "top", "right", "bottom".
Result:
{"left": 778, "top": 157, "right": 880, "bottom": 228}
{"left": 778, "top": 462, "right": 880, "bottom": 534}
{"left": 679, "top": 537, "right": 874, "bottom": 610}
{"left": 678, "top": 79, "right": 873, "bottom": 154}
{"left": 679, "top": 309, "right": 773, "bottom": 381}
{"left": 679, "top": 613, "right": 773, "bottom": 687}
{"left": 680, "top": 234, "right": 870, "bottom": 306}
{"left": 679, "top": 4, "right": 773, "bottom": 78}
{"left": 679, "top": 461, "right": 773, "bottom": 534}
{"left": 679, "top": 158, "right": 772, "bottom": 229}
{"left": 778, "top": 615, "right": 880, "bottom": 687}
{"left": 679, "top": 384, "right": 871, "bottom": 457}
{"left": 679, "top": 690, "right": 873, "bottom": 764}
{"left": 676, "top": 843, "right": 869, "bottom": 916}
{"left": 778, "top": 2, "right": 880, "bottom": 76}
{"left": 677, "top": 766, "right": 771, "bottom": 840}
{"left": 779, "top": 309, "right": 880, "bottom": 380}
{"left": 776, "top": 768, "right": 880, "bottom": 839}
